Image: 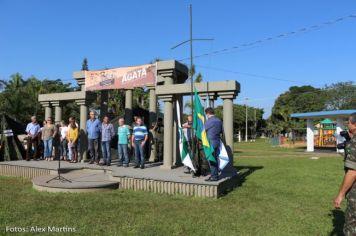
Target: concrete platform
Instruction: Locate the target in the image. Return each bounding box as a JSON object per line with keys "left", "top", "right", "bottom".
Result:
{"left": 0, "top": 160, "right": 239, "bottom": 198}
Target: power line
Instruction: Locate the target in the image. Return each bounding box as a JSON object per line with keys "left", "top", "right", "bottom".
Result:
{"left": 195, "top": 64, "right": 325, "bottom": 86}
{"left": 235, "top": 85, "right": 356, "bottom": 103}
{"left": 178, "top": 13, "right": 356, "bottom": 61}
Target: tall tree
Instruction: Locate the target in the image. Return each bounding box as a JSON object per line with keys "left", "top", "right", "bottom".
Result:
{"left": 0, "top": 79, "right": 6, "bottom": 92}
{"left": 184, "top": 64, "right": 204, "bottom": 112}
{"left": 267, "top": 85, "right": 327, "bottom": 134}
{"left": 81, "top": 57, "right": 89, "bottom": 71}
{"left": 189, "top": 64, "right": 203, "bottom": 83}
{"left": 324, "top": 81, "right": 356, "bottom": 110}
{"left": 0, "top": 74, "right": 76, "bottom": 123}
{"left": 215, "top": 104, "right": 264, "bottom": 137}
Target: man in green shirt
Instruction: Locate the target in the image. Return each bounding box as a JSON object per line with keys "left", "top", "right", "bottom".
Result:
{"left": 117, "top": 118, "right": 131, "bottom": 167}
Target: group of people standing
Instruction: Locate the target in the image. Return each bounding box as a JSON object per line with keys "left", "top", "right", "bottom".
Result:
{"left": 25, "top": 111, "right": 154, "bottom": 169}
{"left": 25, "top": 116, "right": 81, "bottom": 163}
{"left": 25, "top": 107, "right": 223, "bottom": 180}
{"left": 84, "top": 111, "right": 149, "bottom": 168}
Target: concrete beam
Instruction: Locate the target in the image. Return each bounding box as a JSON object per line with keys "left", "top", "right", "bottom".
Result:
{"left": 155, "top": 80, "right": 240, "bottom": 97}
{"left": 73, "top": 71, "right": 85, "bottom": 80}
{"left": 73, "top": 61, "right": 189, "bottom": 80}
{"left": 38, "top": 91, "right": 96, "bottom": 103}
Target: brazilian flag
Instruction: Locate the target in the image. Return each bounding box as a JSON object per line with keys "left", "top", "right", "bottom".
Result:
{"left": 192, "top": 88, "right": 216, "bottom": 162}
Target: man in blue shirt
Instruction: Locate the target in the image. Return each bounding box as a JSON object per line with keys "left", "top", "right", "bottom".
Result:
{"left": 86, "top": 111, "right": 101, "bottom": 164}
{"left": 100, "top": 115, "right": 115, "bottom": 166}
{"left": 204, "top": 107, "right": 223, "bottom": 181}
{"left": 25, "top": 116, "right": 41, "bottom": 161}
{"left": 132, "top": 117, "right": 148, "bottom": 169}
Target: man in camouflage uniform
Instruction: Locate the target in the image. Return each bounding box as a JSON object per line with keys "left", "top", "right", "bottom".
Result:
{"left": 334, "top": 112, "right": 356, "bottom": 235}
{"left": 151, "top": 118, "right": 164, "bottom": 162}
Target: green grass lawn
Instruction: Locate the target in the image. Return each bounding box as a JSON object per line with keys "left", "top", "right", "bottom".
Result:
{"left": 0, "top": 139, "right": 346, "bottom": 236}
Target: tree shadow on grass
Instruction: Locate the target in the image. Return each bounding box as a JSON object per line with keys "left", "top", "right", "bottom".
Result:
{"left": 234, "top": 165, "right": 264, "bottom": 187}
{"left": 329, "top": 209, "right": 345, "bottom": 236}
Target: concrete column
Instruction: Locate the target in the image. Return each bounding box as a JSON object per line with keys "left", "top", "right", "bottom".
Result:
{"left": 209, "top": 99, "right": 214, "bottom": 108}
{"left": 125, "top": 89, "right": 133, "bottom": 125}
{"left": 200, "top": 93, "right": 215, "bottom": 108}
{"left": 222, "top": 96, "right": 234, "bottom": 167}
{"left": 148, "top": 86, "right": 157, "bottom": 162}
{"left": 100, "top": 90, "right": 108, "bottom": 118}
{"left": 148, "top": 86, "right": 157, "bottom": 127}
{"left": 216, "top": 91, "right": 236, "bottom": 172}
{"left": 76, "top": 100, "right": 88, "bottom": 162}
{"left": 336, "top": 118, "right": 345, "bottom": 153}
{"left": 306, "top": 119, "right": 314, "bottom": 152}
{"left": 160, "top": 95, "right": 174, "bottom": 169}
{"left": 208, "top": 93, "right": 216, "bottom": 108}
{"left": 200, "top": 93, "right": 208, "bottom": 108}
{"left": 41, "top": 102, "right": 52, "bottom": 120}
{"left": 45, "top": 107, "right": 52, "bottom": 120}
{"left": 74, "top": 76, "right": 86, "bottom": 91}
{"left": 51, "top": 101, "right": 62, "bottom": 125}
{"left": 49, "top": 101, "right": 61, "bottom": 159}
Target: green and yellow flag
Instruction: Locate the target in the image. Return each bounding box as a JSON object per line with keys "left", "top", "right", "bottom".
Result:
{"left": 192, "top": 88, "right": 216, "bottom": 162}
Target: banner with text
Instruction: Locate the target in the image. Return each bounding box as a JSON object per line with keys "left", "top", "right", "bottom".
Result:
{"left": 85, "top": 64, "right": 156, "bottom": 91}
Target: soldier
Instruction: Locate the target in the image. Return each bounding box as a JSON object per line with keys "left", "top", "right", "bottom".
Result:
{"left": 334, "top": 112, "right": 356, "bottom": 235}
{"left": 152, "top": 117, "right": 164, "bottom": 162}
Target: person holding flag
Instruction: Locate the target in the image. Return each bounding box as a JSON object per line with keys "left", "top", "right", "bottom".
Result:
{"left": 192, "top": 87, "right": 230, "bottom": 181}
{"left": 203, "top": 107, "right": 223, "bottom": 181}
{"left": 192, "top": 88, "right": 219, "bottom": 180}
{"left": 176, "top": 101, "right": 196, "bottom": 173}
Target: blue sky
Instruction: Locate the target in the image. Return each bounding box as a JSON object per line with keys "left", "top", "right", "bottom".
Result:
{"left": 1, "top": 0, "right": 356, "bottom": 118}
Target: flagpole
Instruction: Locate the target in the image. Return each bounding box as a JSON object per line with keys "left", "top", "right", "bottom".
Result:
{"left": 170, "top": 4, "right": 213, "bottom": 168}
{"left": 189, "top": 4, "right": 195, "bottom": 163}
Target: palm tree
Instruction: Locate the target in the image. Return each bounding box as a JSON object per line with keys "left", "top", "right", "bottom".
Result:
{"left": 184, "top": 64, "right": 203, "bottom": 112}
{"left": 82, "top": 58, "right": 89, "bottom": 71}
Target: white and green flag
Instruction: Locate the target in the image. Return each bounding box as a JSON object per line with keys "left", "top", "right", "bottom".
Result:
{"left": 176, "top": 100, "right": 195, "bottom": 172}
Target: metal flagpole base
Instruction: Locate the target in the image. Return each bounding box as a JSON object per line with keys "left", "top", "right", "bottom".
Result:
{"left": 46, "top": 174, "right": 72, "bottom": 183}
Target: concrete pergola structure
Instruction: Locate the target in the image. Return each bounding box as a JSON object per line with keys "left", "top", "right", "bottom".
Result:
{"left": 291, "top": 110, "right": 356, "bottom": 152}
{"left": 38, "top": 60, "right": 240, "bottom": 170}
{"left": 154, "top": 61, "right": 240, "bottom": 169}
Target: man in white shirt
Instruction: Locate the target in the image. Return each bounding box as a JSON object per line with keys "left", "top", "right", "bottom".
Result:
{"left": 25, "top": 116, "right": 41, "bottom": 161}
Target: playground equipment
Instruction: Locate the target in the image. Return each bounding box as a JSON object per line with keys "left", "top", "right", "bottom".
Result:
{"left": 314, "top": 118, "right": 336, "bottom": 147}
